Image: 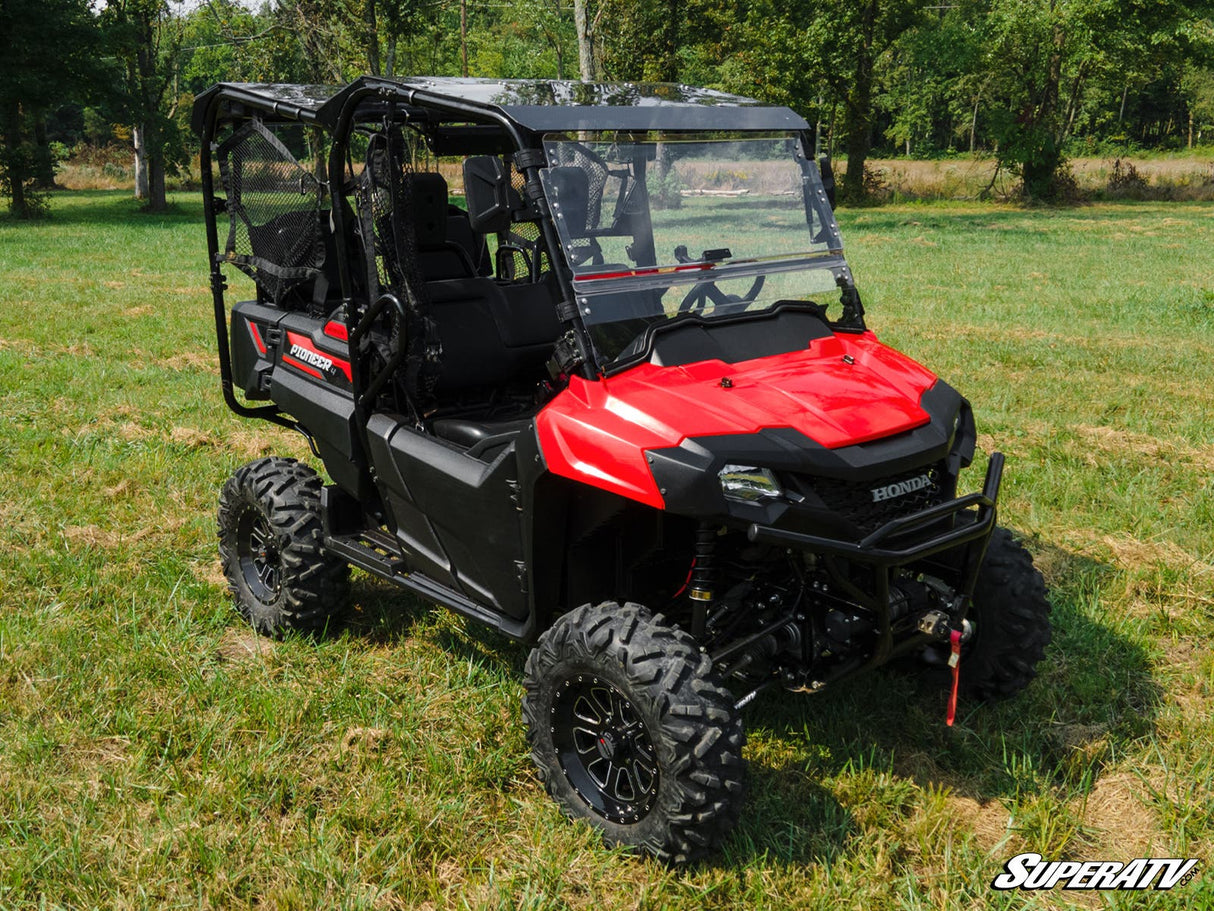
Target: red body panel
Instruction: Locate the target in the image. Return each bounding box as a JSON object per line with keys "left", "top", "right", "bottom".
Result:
{"left": 535, "top": 331, "right": 939, "bottom": 509}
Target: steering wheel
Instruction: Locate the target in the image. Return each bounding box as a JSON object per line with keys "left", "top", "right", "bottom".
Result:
{"left": 673, "top": 245, "right": 764, "bottom": 314}
{"left": 677, "top": 273, "right": 766, "bottom": 314}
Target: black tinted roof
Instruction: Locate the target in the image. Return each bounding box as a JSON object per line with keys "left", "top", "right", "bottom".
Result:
{"left": 193, "top": 77, "right": 807, "bottom": 136}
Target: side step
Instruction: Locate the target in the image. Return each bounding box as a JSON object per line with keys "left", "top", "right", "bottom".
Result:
{"left": 324, "top": 529, "right": 534, "bottom": 642}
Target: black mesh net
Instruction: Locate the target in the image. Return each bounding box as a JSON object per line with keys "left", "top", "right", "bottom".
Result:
{"left": 351, "top": 127, "right": 439, "bottom": 418}
{"left": 544, "top": 141, "right": 615, "bottom": 268}
{"left": 503, "top": 165, "right": 551, "bottom": 280}
{"left": 355, "top": 130, "right": 429, "bottom": 306}
{"left": 216, "top": 118, "right": 326, "bottom": 307}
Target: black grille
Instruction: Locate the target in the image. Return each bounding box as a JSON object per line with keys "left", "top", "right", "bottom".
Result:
{"left": 793, "top": 463, "right": 946, "bottom": 536}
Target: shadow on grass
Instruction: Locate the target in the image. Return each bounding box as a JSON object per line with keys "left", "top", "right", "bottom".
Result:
{"left": 726, "top": 541, "right": 1160, "bottom": 866}
{"left": 32, "top": 189, "right": 203, "bottom": 227}
{"left": 340, "top": 575, "right": 532, "bottom": 672}
{"left": 329, "top": 541, "right": 1157, "bottom": 870}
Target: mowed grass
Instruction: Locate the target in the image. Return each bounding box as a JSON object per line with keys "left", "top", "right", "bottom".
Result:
{"left": 1, "top": 190, "right": 1212, "bottom": 909}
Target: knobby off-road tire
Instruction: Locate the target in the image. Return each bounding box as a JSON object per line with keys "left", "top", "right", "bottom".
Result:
{"left": 217, "top": 457, "right": 349, "bottom": 636}
{"left": 961, "top": 526, "right": 1052, "bottom": 700}
{"left": 522, "top": 602, "right": 746, "bottom": 865}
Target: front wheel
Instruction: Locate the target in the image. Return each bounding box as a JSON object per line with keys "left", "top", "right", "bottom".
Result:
{"left": 522, "top": 602, "right": 746, "bottom": 864}
{"left": 960, "top": 526, "right": 1052, "bottom": 699}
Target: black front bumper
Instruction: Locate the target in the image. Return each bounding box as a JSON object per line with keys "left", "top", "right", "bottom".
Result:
{"left": 746, "top": 453, "right": 1005, "bottom": 679}
{"left": 747, "top": 452, "right": 1004, "bottom": 567}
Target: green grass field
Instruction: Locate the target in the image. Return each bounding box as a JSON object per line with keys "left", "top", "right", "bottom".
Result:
{"left": 1, "top": 191, "right": 1211, "bottom": 909}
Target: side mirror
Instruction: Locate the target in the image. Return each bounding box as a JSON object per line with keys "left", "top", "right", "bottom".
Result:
{"left": 463, "top": 155, "right": 514, "bottom": 234}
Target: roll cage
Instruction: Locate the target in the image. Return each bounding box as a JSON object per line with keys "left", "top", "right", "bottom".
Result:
{"left": 193, "top": 77, "right": 843, "bottom": 437}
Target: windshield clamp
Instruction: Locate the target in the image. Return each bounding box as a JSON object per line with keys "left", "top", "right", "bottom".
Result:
{"left": 513, "top": 149, "right": 547, "bottom": 172}
{"left": 547, "top": 329, "right": 587, "bottom": 379}
{"left": 556, "top": 299, "right": 580, "bottom": 323}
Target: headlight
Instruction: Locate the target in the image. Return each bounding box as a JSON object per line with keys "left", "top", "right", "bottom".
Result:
{"left": 718, "top": 464, "right": 782, "bottom": 502}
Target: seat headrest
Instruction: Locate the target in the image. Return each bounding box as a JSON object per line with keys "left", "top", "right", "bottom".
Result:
{"left": 403, "top": 172, "right": 449, "bottom": 247}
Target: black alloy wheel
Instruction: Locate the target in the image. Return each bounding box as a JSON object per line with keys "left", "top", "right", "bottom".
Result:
{"left": 523, "top": 602, "right": 746, "bottom": 864}
{"left": 237, "top": 510, "right": 282, "bottom": 601}
{"left": 217, "top": 457, "right": 350, "bottom": 635}
{"left": 550, "top": 674, "right": 660, "bottom": 824}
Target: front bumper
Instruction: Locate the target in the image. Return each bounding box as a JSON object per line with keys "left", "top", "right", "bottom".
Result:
{"left": 747, "top": 452, "right": 1004, "bottom": 567}
{"left": 743, "top": 453, "right": 1004, "bottom": 681}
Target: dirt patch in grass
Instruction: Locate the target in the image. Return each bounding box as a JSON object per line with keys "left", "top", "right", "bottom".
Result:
{"left": 70, "top": 734, "right": 134, "bottom": 770}
{"left": 169, "top": 426, "right": 220, "bottom": 449}
{"left": 226, "top": 428, "right": 281, "bottom": 460}
{"left": 1082, "top": 772, "right": 1162, "bottom": 855}
{"left": 1074, "top": 424, "right": 1214, "bottom": 472}
{"left": 192, "top": 559, "right": 228, "bottom": 590}
{"left": 102, "top": 478, "right": 138, "bottom": 499}
{"left": 63, "top": 523, "right": 133, "bottom": 549}
{"left": 944, "top": 795, "right": 1014, "bottom": 854}
{"left": 341, "top": 726, "right": 392, "bottom": 755}
{"left": 1098, "top": 533, "right": 1210, "bottom": 576}
{"left": 164, "top": 351, "right": 217, "bottom": 371}
{"left": 215, "top": 628, "right": 275, "bottom": 663}
{"left": 61, "top": 509, "right": 190, "bottom": 551}
{"left": 116, "top": 420, "right": 154, "bottom": 441}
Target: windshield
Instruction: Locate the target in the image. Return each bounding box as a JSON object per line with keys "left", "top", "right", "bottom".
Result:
{"left": 540, "top": 131, "right": 849, "bottom": 362}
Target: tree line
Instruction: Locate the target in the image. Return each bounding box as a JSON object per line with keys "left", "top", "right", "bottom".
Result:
{"left": 2, "top": 0, "right": 1212, "bottom": 217}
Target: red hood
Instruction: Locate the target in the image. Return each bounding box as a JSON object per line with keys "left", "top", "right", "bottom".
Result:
{"left": 536, "top": 331, "right": 939, "bottom": 508}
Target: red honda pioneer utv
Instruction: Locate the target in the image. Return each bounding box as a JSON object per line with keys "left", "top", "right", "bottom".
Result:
{"left": 192, "top": 77, "right": 1050, "bottom": 863}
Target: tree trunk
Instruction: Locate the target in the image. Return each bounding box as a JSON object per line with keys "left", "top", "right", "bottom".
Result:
{"left": 1021, "top": 26, "right": 1065, "bottom": 200}
{"left": 827, "top": 102, "right": 837, "bottom": 161}
{"left": 840, "top": 65, "right": 874, "bottom": 203}
{"left": 133, "top": 124, "right": 149, "bottom": 200}
{"left": 574, "top": 0, "right": 597, "bottom": 80}
{"left": 147, "top": 150, "right": 167, "bottom": 212}
{"left": 658, "top": 0, "right": 679, "bottom": 83}
{"left": 138, "top": 119, "right": 167, "bottom": 212}
{"left": 460, "top": 0, "right": 469, "bottom": 77}
{"left": 4, "top": 101, "right": 30, "bottom": 218}
{"left": 970, "top": 94, "right": 981, "bottom": 152}
{"left": 32, "top": 110, "right": 57, "bottom": 189}
{"left": 365, "top": 0, "right": 381, "bottom": 75}
{"left": 839, "top": 0, "right": 878, "bottom": 204}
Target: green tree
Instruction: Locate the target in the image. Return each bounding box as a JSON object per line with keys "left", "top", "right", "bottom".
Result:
{"left": 714, "top": 0, "right": 922, "bottom": 202}
{"left": 979, "top": 0, "right": 1213, "bottom": 199}
{"left": 102, "top": 0, "right": 190, "bottom": 212}
{"left": 1182, "top": 66, "right": 1214, "bottom": 144}
{"left": 0, "top": 0, "right": 99, "bottom": 217}
{"left": 814, "top": 0, "right": 923, "bottom": 202}
{"left": 181, "top": 1, "right": 282, "bottom": 92}
{"left": 601, "top": 0, "right": 680, "bottom": 81}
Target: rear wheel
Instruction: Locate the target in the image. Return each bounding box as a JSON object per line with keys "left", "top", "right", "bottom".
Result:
{"left": 217, "top": 457, "right": 349, "bottom": 635}
{"left": 523, "top": 602, "right": 746, "bottom": 864}
{"left": 960, "top": 526, "right": 1052, "bottom": 699}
